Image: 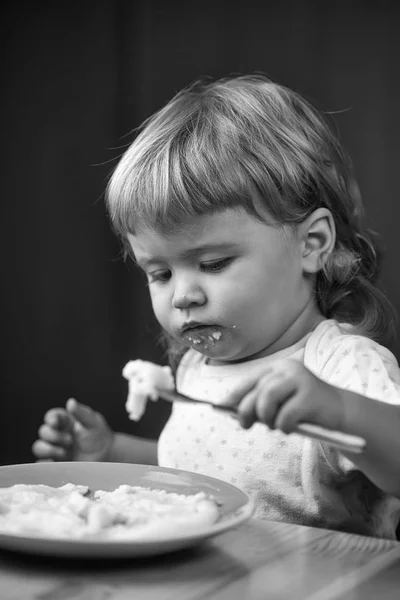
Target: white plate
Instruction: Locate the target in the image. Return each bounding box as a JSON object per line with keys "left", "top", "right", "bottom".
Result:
{"left": 0, "top": 462, "right": 254, "bottom": 558}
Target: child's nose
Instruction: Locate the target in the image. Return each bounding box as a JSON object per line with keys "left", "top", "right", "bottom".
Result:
{"left": 172, "top": 282, "right": 206, "bottom": 309}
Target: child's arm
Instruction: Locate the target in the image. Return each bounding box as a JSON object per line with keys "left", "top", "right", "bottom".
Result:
{"left": 338, "top": 389, "right": 400, "bottom": 497}
{"left": 224, "top": 359, "right": 400, "bottom": 498}
{"left": 106, "top": 432, "right": 158, "bottom": 464}
{"left": 32, "top": 398, "right": 158, "bottom": 465}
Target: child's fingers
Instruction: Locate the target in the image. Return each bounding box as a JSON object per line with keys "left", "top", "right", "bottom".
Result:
{"left": 38, "top": 423, "right": 73, "bottom": 447}
{"left": 274, "top": 378, "right": 343, "bottom": 434}
{"left": 44, "top": 408, "right": 74, "bottom": 432}
{"left": 222, "top": 375, "right": 263, "bottom": 409}
{"left": 31, "top": 439, "right": 70, "bottom": 461}
{"left": 255, "top": 375, "right": 298, "bottom": 430}
{"left": 66, "top": 398, "right": 99, "bottom": 429}
{"left": 237, "top": 388, "right": 259, "bottom": 429}
{"left": 237, "top": 374, "right": 298, "bottom": 430}
{"left": 274, "top": 397, "right": 305, "bottom": 434}
{"left": 223, "top": 366, "right": 279, "bottom": 410}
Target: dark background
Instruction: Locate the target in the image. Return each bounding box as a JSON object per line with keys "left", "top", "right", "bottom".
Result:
{"left": 2, "top": 0, "right": 400, "bottom": 466}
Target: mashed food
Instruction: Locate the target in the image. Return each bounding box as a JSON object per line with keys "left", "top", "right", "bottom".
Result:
{"left": 123, "top": 359, "right": 175, "bottom": 421}
{"left": 0, "top": 483, "right": 219, "bottom": 540}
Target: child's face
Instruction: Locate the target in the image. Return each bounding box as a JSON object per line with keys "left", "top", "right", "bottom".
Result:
{"left": 128, "top": 208, "right": 321, "bottom": 364}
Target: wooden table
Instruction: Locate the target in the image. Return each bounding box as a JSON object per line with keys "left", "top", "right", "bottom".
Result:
{"left": 0, "top": 519, "right": 399, "bottom": 600}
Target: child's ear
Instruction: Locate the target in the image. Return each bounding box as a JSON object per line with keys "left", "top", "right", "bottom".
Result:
{"left": 299, "top": 208, "right": 336, "bottom": 274}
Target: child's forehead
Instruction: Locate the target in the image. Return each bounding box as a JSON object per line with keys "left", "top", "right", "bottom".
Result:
{"left": 131, "top": 208, "right": 261, "bottom": 245}
{"left": 127, "top": 207, "right": 289, "bottom": 262}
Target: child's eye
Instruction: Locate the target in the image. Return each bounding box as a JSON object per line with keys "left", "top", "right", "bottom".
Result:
{"left": 200, "top": 258, "right": 233, "bottom": 272}
{"left": 147, "top": 270, "right": 172, "bottom": 284}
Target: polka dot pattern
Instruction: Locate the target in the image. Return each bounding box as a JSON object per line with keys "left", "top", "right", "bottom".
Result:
{"left": 158, "top": 320, "right": 400, "bottom": 538}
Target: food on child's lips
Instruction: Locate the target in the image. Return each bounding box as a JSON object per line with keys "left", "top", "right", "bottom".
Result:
{"left": 0, "top": 483, "right": 220, "bottom": 540}
{"left": 123, "top": 359, "right": 175, "bottom": 421}
{"left": 182, "top": 325, "right": 223, "bottom": 349}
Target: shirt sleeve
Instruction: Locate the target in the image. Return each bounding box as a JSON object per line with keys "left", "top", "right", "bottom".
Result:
{"left": 306, "top": 326, "right": 400, "bottom": 405}
{"left": 305, "top": 324, "right": 400, "bottom": 477}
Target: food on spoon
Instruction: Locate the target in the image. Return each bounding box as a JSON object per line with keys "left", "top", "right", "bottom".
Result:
{"left": 0, "top": 483, "right": 219, "bottom": 540}
{"left": 122, "top": 359, "right": 175, "bottom": 421}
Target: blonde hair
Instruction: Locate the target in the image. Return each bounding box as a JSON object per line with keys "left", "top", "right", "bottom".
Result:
{"left": 106, "top": 74, "right": 397, "bottom": 349}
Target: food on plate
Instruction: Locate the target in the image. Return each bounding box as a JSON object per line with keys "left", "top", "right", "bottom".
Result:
{"left": 0, "top": 483, "right": 219, "bottom": 540}
{"left": 123, "top": 359, "right": 175, "bottom": 421}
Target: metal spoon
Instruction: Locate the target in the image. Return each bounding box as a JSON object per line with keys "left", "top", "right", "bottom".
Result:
{"left": 158, "top": 388, "right": 366, "bottom": 454}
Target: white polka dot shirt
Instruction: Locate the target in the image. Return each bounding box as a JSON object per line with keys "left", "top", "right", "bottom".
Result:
{"left": 158, "top": 320, "right": 400, "bottom": 539}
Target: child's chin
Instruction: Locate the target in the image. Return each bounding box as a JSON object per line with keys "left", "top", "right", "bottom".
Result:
{"left": 196, "top": 344, "right": 241, "bottom": 364}
{"left": 201, "top": 343, "right": 260, "bottom": 365}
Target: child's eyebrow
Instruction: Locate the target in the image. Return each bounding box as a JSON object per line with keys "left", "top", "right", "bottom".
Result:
{"left": 136, "top": 243, "right": 239, "bottom": 268}
{"left": 179, "top": 242, "right": 239, "bottom": 259}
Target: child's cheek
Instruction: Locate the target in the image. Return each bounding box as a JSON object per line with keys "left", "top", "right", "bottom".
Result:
{"left": 149, "top": 290, "right": 170, "bottom": 329}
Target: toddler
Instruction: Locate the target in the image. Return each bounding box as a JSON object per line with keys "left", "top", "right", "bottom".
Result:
{"left": 33, "top": 75, "right": 400, "bottom": 538}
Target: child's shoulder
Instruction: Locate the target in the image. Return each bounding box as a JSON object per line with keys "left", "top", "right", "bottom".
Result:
{"left": 305, "top": 319, "right": 400, "bottom": 399}
{"left": 307, "top": 319, "right": 395, "bottom": 358}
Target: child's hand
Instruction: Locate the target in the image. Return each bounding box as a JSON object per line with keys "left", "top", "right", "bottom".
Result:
{"left": 32, "top": 398, "right": 114, "bottom": 462}
{"left": 225, "top": 359, "right": 345, "bottom": 433}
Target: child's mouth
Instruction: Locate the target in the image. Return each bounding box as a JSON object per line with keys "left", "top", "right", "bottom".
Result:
{"left": 180, "top": 325, "right": 223, "bottom": 348}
